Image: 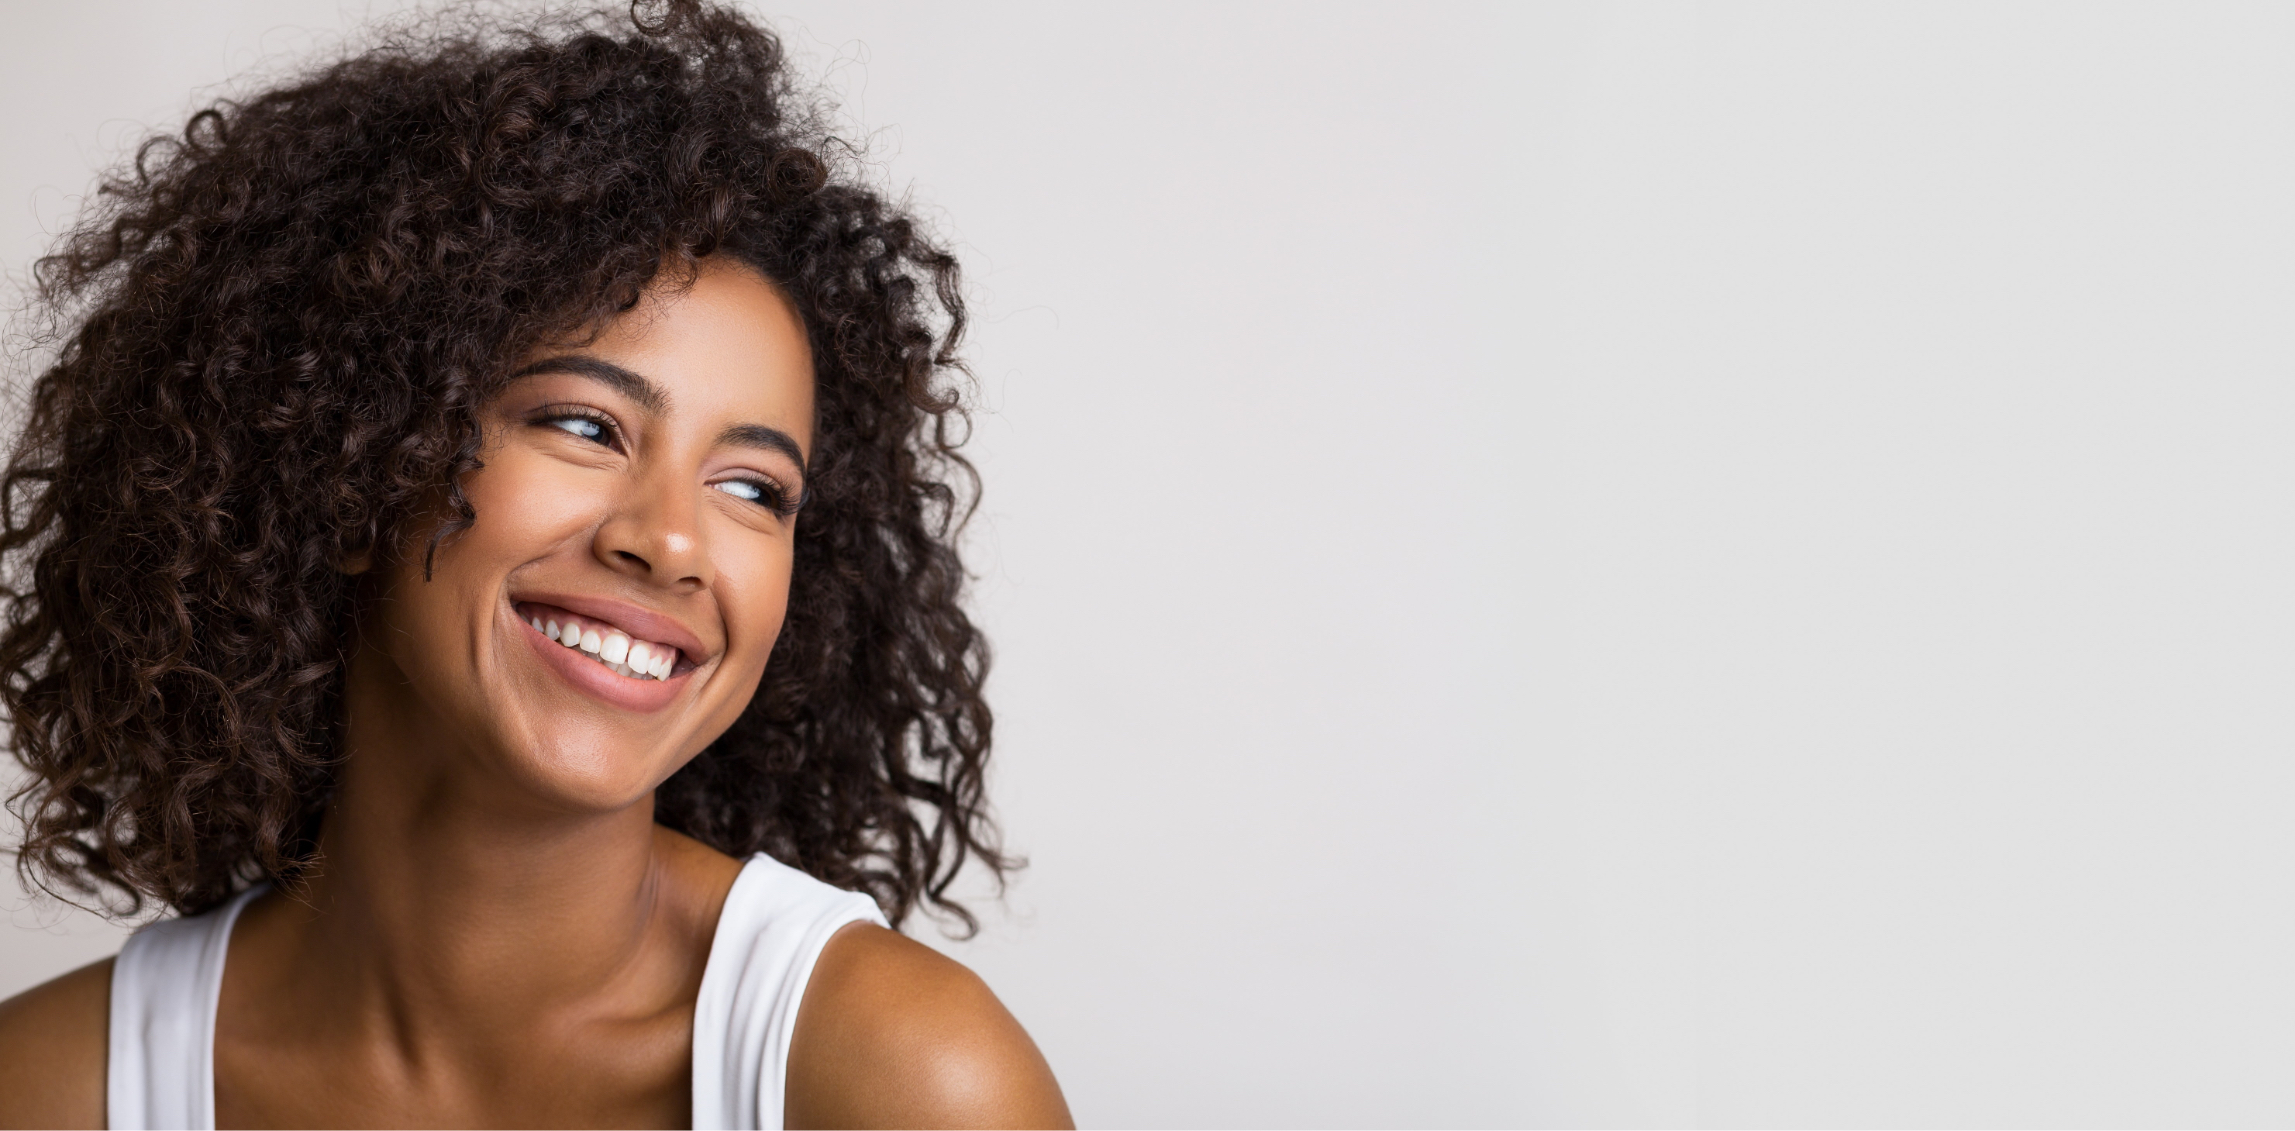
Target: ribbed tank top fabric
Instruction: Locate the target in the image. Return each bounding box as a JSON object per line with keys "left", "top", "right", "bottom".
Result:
{"left": 106, "top": 883, "right": 265, "bottom": 1131}
{"left": 688, "top": 855, "right": 887, "bottom": 1130}
{"left": 102, "top": 853, "right": 885, "bottom": 1131}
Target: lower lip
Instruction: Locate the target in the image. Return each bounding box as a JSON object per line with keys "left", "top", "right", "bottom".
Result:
{"left": 519, "top": 611, "right": 688, "bottom": 713}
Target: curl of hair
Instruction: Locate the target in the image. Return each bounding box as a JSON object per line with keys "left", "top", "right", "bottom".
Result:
{"left": 1, "top": 0, "right": 1009, "bottom": 930}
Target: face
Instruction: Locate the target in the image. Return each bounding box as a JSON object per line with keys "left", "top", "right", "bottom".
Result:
{"left": 356, "top": 258, "right": 814, "bottom": 812}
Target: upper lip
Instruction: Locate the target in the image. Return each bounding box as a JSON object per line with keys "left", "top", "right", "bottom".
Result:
{"left": 509, "top": 591, "right": 712, "bottom": 661}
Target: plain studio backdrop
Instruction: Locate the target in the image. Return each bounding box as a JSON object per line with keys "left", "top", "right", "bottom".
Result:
{"left": 5, "top": 2, "right": 2295, "bottom": 1126}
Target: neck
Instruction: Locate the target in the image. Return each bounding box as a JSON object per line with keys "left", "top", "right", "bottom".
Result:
{"left": 267, "top": 640, "right": 728, "bottom": 1045}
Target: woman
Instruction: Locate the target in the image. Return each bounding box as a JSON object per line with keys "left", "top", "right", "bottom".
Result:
{"left": 0, "top": 2, "right": 1070, "bottom": 1127}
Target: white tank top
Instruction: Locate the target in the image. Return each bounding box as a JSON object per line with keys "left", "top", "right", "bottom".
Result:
{"left": 104, "top": 852, "right": 885, "bottom": 1130}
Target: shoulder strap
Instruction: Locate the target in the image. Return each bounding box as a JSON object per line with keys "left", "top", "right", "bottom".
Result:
{"left": 690, "top": 855, "right": 888, "bottom": 1131}
{"left": 106, "top": 886, "right": 265, "bottom": 1131}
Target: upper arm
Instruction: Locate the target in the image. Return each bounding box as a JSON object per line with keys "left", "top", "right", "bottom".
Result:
{"left": 785, "top": 924, "right": 1071, "bottom": 1130}
{"left": 0, "top": 957, "right": 111, "bottom": 1130}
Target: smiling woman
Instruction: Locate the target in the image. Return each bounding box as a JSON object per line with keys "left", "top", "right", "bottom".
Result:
{"left": 362, "top": 262, "right": 821, "bottom": 816}
{"left": 0, "top": 2, "right": 1068, "bottom": 1128}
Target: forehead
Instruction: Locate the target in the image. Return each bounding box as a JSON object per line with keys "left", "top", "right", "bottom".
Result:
{"left": 576, "top": 259, "right": 816, "bottom": 447}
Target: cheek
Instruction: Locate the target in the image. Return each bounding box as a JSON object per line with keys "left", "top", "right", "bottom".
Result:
{"left": 711, "top": 529, "right": 798, "bottom": 679}
{"left": 384, "top": 448, "right": 601, "bottom": 658}
{"left": 458, "top": 447, "right": 605, "bottom": 553}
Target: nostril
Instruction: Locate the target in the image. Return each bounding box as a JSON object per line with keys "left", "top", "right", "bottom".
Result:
{"left": 614, "top": 550, "right": 648, "bottom": 569}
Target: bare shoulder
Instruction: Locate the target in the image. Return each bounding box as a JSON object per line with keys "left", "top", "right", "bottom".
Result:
{"left": 786, "top": 923, "right": 1071, "bottom": 1130}
{"left": 0, "top": 957, "right": 110, "bottom": 1130}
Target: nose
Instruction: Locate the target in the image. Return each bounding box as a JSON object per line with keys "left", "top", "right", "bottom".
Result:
{"left": 592, "top": 462, "right": 710, "bottom": 591}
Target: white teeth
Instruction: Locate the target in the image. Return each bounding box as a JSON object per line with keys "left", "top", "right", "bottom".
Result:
{"left": 524, "top": 607, "right": 678, "bottom": 680}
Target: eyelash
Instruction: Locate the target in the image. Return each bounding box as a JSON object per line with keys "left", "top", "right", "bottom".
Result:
{"left": 540, "top": 406, "right": 618, "bottom": 448}
{"left": 532, "top": 407, "right": 799, "bottom": 518}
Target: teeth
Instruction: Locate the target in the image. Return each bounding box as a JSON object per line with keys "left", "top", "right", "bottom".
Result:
{"left": 525, "top": 610, "right": 679, "bottom": 679}
{"left": 524, "top": 606, "right": 681, "bottom": 680}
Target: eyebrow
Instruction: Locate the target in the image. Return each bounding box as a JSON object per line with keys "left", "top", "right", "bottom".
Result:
{"left": 719, "top": 423, "right": 808, "bottom": 471}
{"left": 513, "top": 353, "right": 809, "bottom": 472}
{"left": 511, "top": 355, "right": 670, "bottom": 415}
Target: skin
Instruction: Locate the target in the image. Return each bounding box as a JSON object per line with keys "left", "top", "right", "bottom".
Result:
{"left": 0, "top": 258, "right": 1071, "bottom": 1130}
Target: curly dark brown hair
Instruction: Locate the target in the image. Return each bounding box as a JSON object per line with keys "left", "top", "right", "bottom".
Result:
{"left": 0, "top": 0, "right": 1008, "bottom": 930}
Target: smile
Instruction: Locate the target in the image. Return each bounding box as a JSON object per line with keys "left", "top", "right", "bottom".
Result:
{"left": 513, "top": 602, "right": 684, "bottom": 681}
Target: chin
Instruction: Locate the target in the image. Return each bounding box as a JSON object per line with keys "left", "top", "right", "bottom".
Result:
{"left": 503, "top": 736, "right": 686, "bottom": 815}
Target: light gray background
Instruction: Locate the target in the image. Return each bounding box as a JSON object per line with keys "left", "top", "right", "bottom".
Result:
{"left": 5, "top": 2, "right": 2294, "bottom": 1126}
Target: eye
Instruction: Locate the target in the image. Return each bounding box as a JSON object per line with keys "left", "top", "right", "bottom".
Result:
{"left": 713, "top": 476, "right": 797, "bottom": 516}
{"left": 551, "top": 417, "right": 605, "bottom": 442}
{"left": 534, "top": 407, "right": 620, "bottom": 449}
